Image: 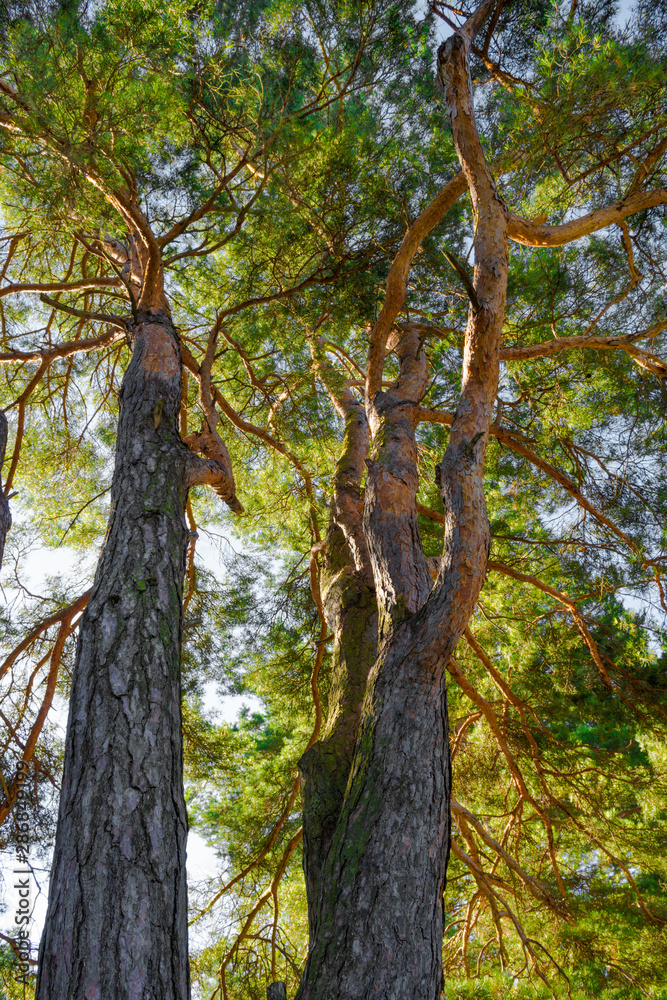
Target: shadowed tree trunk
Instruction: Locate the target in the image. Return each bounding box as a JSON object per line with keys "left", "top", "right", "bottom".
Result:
{"left": 36, "top": 214, "right": 240, "bottom": 1000}
{"left": 296, "top": 4, "right": 508, "bottom": 997}
{"left": 35, "top": 307, "right": 192, "bottom": 1000}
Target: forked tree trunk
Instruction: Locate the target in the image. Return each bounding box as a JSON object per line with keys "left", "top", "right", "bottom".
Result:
{"left": 297, "top": 5, "right": 506, "bottom": 997}
{"left": 297, "top": 330, "right": 457, "bottom": 1000}
{"left": 36, "top": 308, "right": 192, "bottom": 1000}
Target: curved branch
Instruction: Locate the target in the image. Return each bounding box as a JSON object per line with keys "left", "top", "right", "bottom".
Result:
{"left": 449, "top": 838, "right": 554, "bottom": 989}
{"left": 417, "top": 409, "right": 641, "bottom": 554}
{"left": 0, "top": 590, "right": 90, "bottom": 683}
{"left": 506, "top": 188, "right": 667, "bottom": 247}
{"left": 490, "top": 425, "right": 640, "bottom": 555}
{"left": 487, "top": 559, "right": 613, "bottom": 687}
{"left": 447, "top": 653, "right": 567, "bottom": 895}
{"left": 451, "top": 799, "right": 568, "bottom": 917}
{"left": 189, "top": 778, "right": 302, "bottom": 927}
{"left": 500, "top": 317, "right": 667, "bottom": 375}
{"left": 0, "top": 326, "right": 125, "bottom": 364}
{"left": 3, "top": 358, "right": 49, "bottom": 493}
{"left": 0, "top": 601, "right": 85, "bottom": 827}
{"left": 183, "top": 322, "right": 243, "bottom": 513}
{"left": 0, "top": 277, "right": 120, "bottom": 299}
{"left": 184, "top": 444, "right": 243, "bottom": 513}
{"left": 181, "top": 342, "right": 316, "bottom": 507}
{"left": 305, "top": 542, "right": 327, "bottom": 753}
{"left": 216, "top": 826, "right": 303, "bottom": 988}
{"left": 365, "top": 171, "right": 468, "bottom": 401}
{"left": 0, "top": 411, "right": 11, "bottom": 567}
{"left": 38, "top": 294, "right": 127, "bottom": 330}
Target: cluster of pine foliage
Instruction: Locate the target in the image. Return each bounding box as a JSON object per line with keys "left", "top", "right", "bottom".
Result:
{"left": 0, "top": 0, "right": 666, "bottom": 997}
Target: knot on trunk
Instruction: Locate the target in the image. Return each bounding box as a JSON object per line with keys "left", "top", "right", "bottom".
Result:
{"left": 183, "top": 425, "right": 243, "bottom": 514}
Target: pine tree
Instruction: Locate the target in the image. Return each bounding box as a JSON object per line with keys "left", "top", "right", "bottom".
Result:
{"left": 0, "top": 1, "right": 666, "bottom": 998}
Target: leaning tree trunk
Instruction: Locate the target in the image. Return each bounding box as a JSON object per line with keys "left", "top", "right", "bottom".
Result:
{"left": 36, "top": 307, "right": 192, "bottom": 1000}
{"left": 296, "top": 5, "right": 507, "bottom": 997}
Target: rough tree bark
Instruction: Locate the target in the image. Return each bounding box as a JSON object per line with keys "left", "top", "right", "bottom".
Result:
{"left": 299, "top": 369, "right": 378, "bottom": 943}
{"left": 35, "top": 305, "right": 192, "bottom": 1000}
{"left": 35, "top": 217, "right": 240, "bottom": 999}
{"left": 296, "top": 3, "right": 507, "bottom": 997}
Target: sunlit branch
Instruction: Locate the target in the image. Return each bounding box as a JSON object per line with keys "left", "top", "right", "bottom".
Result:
{"left": 451, "top": 798, "right": 569, "bottom": 916}
{"left": 449, "top": 838, "right": 556, "bottom": 989}
{"left": 38, "top": 294, "right": 127, "bottom": 331}
{"left": 417, "top": 409, "right": 642, "bottom": 555}
{"left": 625, "top": 134, "right": 667, "bottom": 199}
{"left": 487, "top": 560, "right": 613, "bottom": 687}
{"left": 189, "top": 778, "right": 302, "bottom": 927}
{"left": 0, "top": 327, "right": 125, "bottom": 365}
{"left": 365, "top": 171, "right": 468, "bottom": 401}
{"left": 499, "top": 317, "right": 667, "bottom": 376}
{"left": 0, "top": 589, "right": 90, "bottom": 684}
{"left": 3, "top": 357, "right": 48, "bottom": 493}
{"left": 0, "top": 276, "right": 121, "bottom": 299}
{"left": 180, "top": 342, "right": 318, "bottom": 533}
{"left": 447, "top": 653, "right": 567, "bottom": 895}
{"left": 307, "top": 332, "right": 372, "bottom": 580}
{"left": 213, "top": 826, "right": 303, "bottom": 998}
{"left": 183, "top": 323, "right": 243, "bottom": 513}
{"left": 157, "top": 159, "right": 252, "bottom": 248}
{"left": 0, "top": 597, "right": 87, "bottom": 827}
{"left": 506, "top": 187, "right": 667, "bottom": 247}
{"left": 462, "top": 627, "right": 544, "bottom": 729}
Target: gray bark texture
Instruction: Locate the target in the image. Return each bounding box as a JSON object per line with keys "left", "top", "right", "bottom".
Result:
{"left": 298, "top": 621, "right": 452, "bottom": 1000}
{"left": 35, "top": 308, "right": 191, "bottom": 1000}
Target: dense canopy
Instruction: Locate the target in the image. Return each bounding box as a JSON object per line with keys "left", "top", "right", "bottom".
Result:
{"left": 0, "top": 0, "right": 667, "bottom": 998}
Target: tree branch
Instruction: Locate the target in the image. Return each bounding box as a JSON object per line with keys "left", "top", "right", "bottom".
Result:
{"left": 0, "top": 411, "right": 11, "bottom": 567}
{"left": 506, "top": 188, "right": 667, "bottom": 247}
{"left": 365, "top": 170, "right": 468, "bottom": 402}
{"left": 0, "top": 276, "right": 121, "bottom": 299}
{"left": 499, "top": 317, "right": 667, "bottom": 376}
{"left": 38, "top": 294, "right": 127, "bottom": 331}
{"left": 0, "top": 326, "right": 125, "bottom": 364}
{"left": 417, "top": 410, "right": 642, "bottom": 554}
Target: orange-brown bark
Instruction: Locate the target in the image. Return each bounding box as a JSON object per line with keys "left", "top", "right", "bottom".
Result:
{"left": 296, "top": 5, "right": 509, "bottom": 997}
{"left": 507, "top": 188, "right": 667, "bottom": 246}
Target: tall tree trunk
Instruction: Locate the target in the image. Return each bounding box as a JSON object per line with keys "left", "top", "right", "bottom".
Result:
{"left": 36, "top": 307, "right": 191, "bottom": 1000}
{"left": 297, "top": 4, "right": 506, "bottom": 996}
